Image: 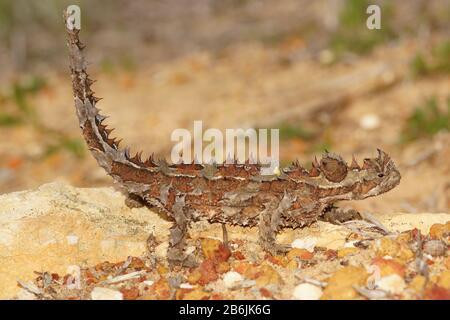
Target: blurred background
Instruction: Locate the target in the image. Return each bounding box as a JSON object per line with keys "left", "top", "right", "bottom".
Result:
{"left": 0, "top": 0, "right": 449, "bottom": 214}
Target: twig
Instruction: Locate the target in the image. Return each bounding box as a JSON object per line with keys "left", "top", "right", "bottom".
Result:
{"left": 353, "top": 286, "right": 389, "bottom": 300}
{"left": 16, "top": 279, "right": 53, "bottom": 299}
{"left": 294, "top": 275, "right": 327, "bottom": 288}
{"left": 104, "top": 270, "right": 146, "bottom": 284}
{"left": 341, "top": 219, "right": 390, "bottom": 238}
{"left": 360, "top": 211, "right": 392, "bottom": 235}
{"left": 113, "top": 256, "right": 133, "bottom": 276}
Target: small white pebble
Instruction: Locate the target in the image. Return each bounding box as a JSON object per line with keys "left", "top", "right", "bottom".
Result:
{"left": 376, "top": 274, "right": 406, "bottom": 295}
{"left": 223, "top": 271, "right": 243, "bottom": 288}
{"left": 359, "top": 114, "right": 380, "bottom": 130}
{"left": 230, "top": 243, "right": 239, "bottom": 250}
{"left": 91, "top": 287, "right": 123, "bottom": 300}
{"left": 291, "top": 237, "right": 317, "bottom": 253}
{"left": 292, "top": 283, "right": 323, "bottom": 300}
{"left": 185, "top": 246, "right": 196, "bottom": 255}
{"left": 143, "top": 280, "right": 154, "bottom": 286}
{"left": 66, "top": 235, "right": 79, "bottom": 245}
{"left": 179, "top": 283, "right": 195, "bottom": 289}
{"left": 424, "top": 253, "right": 433, "bottom": 260}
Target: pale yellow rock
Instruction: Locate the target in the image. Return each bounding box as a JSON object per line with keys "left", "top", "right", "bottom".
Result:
{"left": 322, "top": 266, "right": 368, "bottom": 300}
{"left": 376, "top": 213, "right": 450, "bottom": 234}
{"left": 0, "top": 183, "right": 449, "bottom": 299}
{"left": 408, "top": 275, "right": 427, "bottom": 293}
{"left": 0, "top": 182, "right": 170, "bottom": 299}
{"left": 279, "top": 222, "right": 350, "bottom": 250}
{"left": 280, "top": 212, "right": 450, "bottom": 251}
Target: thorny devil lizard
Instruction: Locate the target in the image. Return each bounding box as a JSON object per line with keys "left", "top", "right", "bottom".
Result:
{"left": 65, "top": 20, "right": 401, "bottom": 267}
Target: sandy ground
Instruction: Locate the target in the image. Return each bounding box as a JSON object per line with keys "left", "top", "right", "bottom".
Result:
{"left": 1, "top": 183, "right": 449, "bottom": 300}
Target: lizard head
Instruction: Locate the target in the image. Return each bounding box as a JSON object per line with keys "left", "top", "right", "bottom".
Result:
{"left": 312, "top": 149, "right": 401, "bottom": 201}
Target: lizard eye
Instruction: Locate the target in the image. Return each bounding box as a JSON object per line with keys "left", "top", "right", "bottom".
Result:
{"left": 378, "top": 173, "right": 384, "bottom": 178}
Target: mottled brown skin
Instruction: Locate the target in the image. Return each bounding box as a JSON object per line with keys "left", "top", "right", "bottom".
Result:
{"left": 65, "top": 19, "right": 401, "bottom": 267}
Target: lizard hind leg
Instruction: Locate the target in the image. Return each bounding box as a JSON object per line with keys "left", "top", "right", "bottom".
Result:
{"left": 166, "top": 195, "right": 198, "bottom": 268}
{"left": 258, "top": 193, "right": 293, "bottom": 256}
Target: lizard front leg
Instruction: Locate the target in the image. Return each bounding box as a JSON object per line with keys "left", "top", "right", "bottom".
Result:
{"left": 258, "top": 193, "right": 293, "bottom": 256}
{"left": 167, "top": 195, "right": 197, "bottom": 268}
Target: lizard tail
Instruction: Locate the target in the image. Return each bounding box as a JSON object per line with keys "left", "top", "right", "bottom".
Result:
{"left": 65, "top": 13, "right": 158, "bottom": 189}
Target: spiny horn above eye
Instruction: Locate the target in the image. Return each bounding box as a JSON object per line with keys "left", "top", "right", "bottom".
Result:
{"left": 376, "top": 148, "right": 384, "bottom": 161}
{"left": 349, "top": 154, "right": 361, "bottom": 170}
{"left": 376, "top": 148, "right": 391, "bottom": 167}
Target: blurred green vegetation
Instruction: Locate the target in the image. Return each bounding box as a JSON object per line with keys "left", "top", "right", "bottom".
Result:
{"left": 410, "top": 41, "right": 450, "bottom": 78}
{"left": 275, "top": 121, "right": 333, "bottom": 155}
{"left": 278, "top": 122, "right": 314, "bottom": 141}
{"left": 330, "top": 0, "right": 395, "bottom": 56}
{"left": 44, "top": 137, "right": 85, "bottom": 158}
{"left": 0, "top": 0, "right": 448, "bottom": 75}
{"left": 0, "top": 75, "right": 85, "bottom": 158}
{"left": 308, "top": 139, "right": 333, "bottom": 154}
{"left": 0, "top": 76, "right": 46, "bottom": 127}
{"left": 100, "top": 54, "right": 137, "bottom": 74}
{"left": 400, "top": 97, "right": 450, "bottom": 143}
